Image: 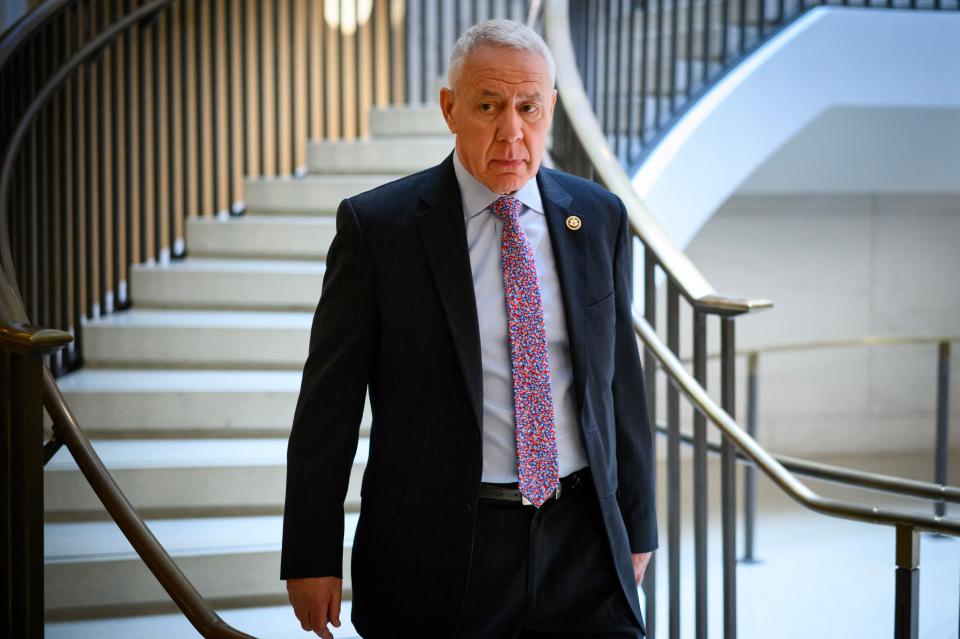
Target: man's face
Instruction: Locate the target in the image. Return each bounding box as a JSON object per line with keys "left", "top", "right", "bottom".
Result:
{"left": 440, "top": 45, "right": 557, "bottom": 195}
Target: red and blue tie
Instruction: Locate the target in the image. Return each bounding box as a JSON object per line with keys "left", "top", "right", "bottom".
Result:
{"left": 491, "top": 196, "right": 560, "bottom": 507}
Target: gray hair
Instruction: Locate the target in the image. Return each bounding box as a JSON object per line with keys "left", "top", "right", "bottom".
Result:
{"left": 447, "top": 19, "right": 556, "bottom": 90}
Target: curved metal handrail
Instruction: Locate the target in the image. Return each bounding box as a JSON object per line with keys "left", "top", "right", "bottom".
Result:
{"left": 543, "top": 0, "right": 771, "bottom": 317}
{"left": 0, "top": 2, "right": 256, "bottom": 637}
{"left": 0, "top": 0, "right": 71, "bottom": 71}
{"left": 0, "top": 0, "right": 170, "bottom": 298}
{"left": 41, "top": 366, "right": 255, "bottom": 639}
{"left": 543, "top": 0, "right": 959, "bottom": 537}
{"left": 656, "top": 424, "right": 960, "bottom": 505}
{"left": 732, "top": 333, "right": 959, "bottom": 357}
{"left": 635, "top": 307, "right": 960, "bottom": 535}
{"left": 686, "top": 333, "right": 958, "bottom": 362}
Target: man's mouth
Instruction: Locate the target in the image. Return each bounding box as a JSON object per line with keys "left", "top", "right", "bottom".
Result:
{"left": 491, "top": 158, "right": 526, "bottom": 168}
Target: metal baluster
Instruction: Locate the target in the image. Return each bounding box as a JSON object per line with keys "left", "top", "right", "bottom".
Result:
{"left": 721, "top": 0, "right": 731, "bottom": 64}
{"left": 693, "top": 308, "right": 708, "bottom": 639}
{"left": 613, "top": 0, "right": 624, "bottom": 161}
{"left": 934, "top": 340, "right": 951, "bottom": 517}
{"left": 756, "top": 0, "right": 765, "bottom": 41}
{"left": 894, "top": 526, "right": 919, "bottom": 639}
{"left": 638, "top": 0, "right": 649, "bottom": 146}
{"left": 28, "top": 38, "right": 40, "bottom": 325}
{"left": 702, "top": 0, "right": 712, "bottom": 86}
{"left": 667, "top": 280, "right": 682, "bottom": 639}
{"left": 668, "top": 0, "right": 678, "bottom": 113}
{"left": 720, "top": 317, "right": 737, "bottom": 639}
{"left": 642, "top": 245, "right": 658, "bottom": 639}
{"left": 741, "top": 351, "right": 759, "bottom": 562}
{"left": 654, "top": 0, "right": 664, "bottom": 129}
{"left": 685, "top": 0, "right": 694, "bottom": 99}
{"left": 625, "top": 0, "right": 637, "bottom": 163}
{"left": 738, "top": 0, "right": 747, "bottom": 54}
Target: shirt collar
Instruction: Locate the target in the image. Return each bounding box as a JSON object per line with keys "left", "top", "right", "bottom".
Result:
{"left": 452, "top": 149, "right": 544, "bottom": 221}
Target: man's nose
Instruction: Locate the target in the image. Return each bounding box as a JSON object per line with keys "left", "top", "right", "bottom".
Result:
{"left": 496, "top": 107, "right": 523, "bottom": 143}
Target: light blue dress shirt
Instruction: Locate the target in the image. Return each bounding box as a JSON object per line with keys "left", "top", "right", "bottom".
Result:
{"left": 452, "top": 151, "right": 589, "bottom": 483}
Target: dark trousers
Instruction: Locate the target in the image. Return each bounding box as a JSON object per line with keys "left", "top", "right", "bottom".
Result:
{"left": 455, "top": 471, "right": 644, "bottom": 639}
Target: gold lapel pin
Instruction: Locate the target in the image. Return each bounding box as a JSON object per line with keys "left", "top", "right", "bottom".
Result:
{"left": 565, "top": 215, "right": 582, "bottom": 231}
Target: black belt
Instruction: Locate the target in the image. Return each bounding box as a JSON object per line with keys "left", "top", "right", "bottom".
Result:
{"left": 477, "top": 468, "right": 590, "bottom": 506}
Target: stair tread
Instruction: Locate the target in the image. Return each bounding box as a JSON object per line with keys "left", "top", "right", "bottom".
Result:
{"left": 132, "top": 258, "right": 327, "bottom": 274}
{"left": 56, "top": 368, "right": 305, "bottom": 392}
{"left": 188, "top": 215, "right": 337, "bottom": 226}
{"left": 246, "top": 174, "right": 406, "bottom": 184}
{"left": 47, "top": 437, "right": 370, "bottom": 470}
{"left": 310, "top": 135, "right": 452, "bottom": 146}
{"left": 81, "top": 308, "right": 313, "bottom": 329}
{"left": 46, "top": 602, "right": 360, "bottom": 639}
{"left": 45, "top": 513, "right": 359, "bottom": 562}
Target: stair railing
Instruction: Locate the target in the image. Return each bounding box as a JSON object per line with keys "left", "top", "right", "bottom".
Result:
{"left": 729, "top": 333, "right": 957, "bottom": 560}
{"left": 540, "top": 2, "right": 960, "bottom": 639}
{"left": 0, "top": 0, "right": 411, "bottom": 376}
{"left": 0, "top": 1, "right": 268, "bottom": 636}
{"left": 559, "top": 0, "right": 960, "bottom": 172}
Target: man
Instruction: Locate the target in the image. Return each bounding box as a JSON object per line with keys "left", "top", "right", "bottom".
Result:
{"left": 281, "top": 19, "right": 657, "bottom": 639}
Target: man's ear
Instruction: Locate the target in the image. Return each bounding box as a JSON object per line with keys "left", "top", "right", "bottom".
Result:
{"left": 439, "top": 87, "right": 457, "bottom": 134}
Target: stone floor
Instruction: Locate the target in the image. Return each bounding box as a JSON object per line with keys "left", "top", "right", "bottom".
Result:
{"left": 46, "top": 450, "right": 959, "bottom": 639}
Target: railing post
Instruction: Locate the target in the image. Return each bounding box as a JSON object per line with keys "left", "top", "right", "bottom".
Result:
{"left": 1, "top": 322, "right": 73, "bottom": 639}
{"left": 693, "top": 308, "right": 708, "bottom": 639}
{"left": 894, "top": 525, "right": 920, "bottom": 639}
{"left": 741, "top": 351, "right": 759, "bottom": 563}
{"left": 666, "top": 281, "right": 682, "bottom": 639}
{"left": 642, "top": 247, "right": 658, "bottom": 639}
{"left": 934, "top": 340, "right": 950, "bottom": 518}
{"left": 720, "top": 318, "right": 737, "bottom": 639}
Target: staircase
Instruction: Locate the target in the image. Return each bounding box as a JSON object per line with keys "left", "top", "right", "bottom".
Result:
{"left": 43, "top": 106, "right": 454, "bottom": 637}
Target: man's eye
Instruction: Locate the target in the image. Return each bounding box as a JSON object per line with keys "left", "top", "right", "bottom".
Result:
{"left": 479, "top": 103, "right": 495, "bottom": 112}
{"left": 521, "top": 104, "right": 540, "bottom": 114}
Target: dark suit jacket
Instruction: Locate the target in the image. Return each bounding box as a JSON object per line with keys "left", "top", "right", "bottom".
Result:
{"left": 280, "top": 153, "right": 658, "bottom": 638}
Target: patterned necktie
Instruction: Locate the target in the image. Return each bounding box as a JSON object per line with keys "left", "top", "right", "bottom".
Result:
{"left": 491, "top": 196, "right": 560, "bottom": 507}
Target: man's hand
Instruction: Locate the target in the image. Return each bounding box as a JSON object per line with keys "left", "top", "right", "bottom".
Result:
{"left": 632, "top": 552, "right": 652, "bottom": 586}
{"left": 287, "top": 576, "right": 343, "bottom": 639}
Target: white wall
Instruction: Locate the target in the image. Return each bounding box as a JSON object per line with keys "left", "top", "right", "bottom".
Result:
{"left": 632, "top": 6, "right": 960, "bottom": 250}
{"left": 679, "top": 193, "right": 960, "bottom": 457}
{"left": 739, "top": 106, "right": 960, "bottom": 194}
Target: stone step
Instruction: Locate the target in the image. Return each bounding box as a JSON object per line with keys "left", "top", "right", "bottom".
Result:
{"left": 81, "top": 309, "right": 312, "bottom": 369}
{"left": 44, "top": 514, "right": 358, "bottom": 619}
{"left": 186, "top": 216, "right": 335, "bottom": 261}
{"left": 46, "top": 602, "right": 361, "bottom": 638}
{"left": 45, "top": 438, "right": 369, "bottom": 519}
{"left": 307, "top": 136, "right": 454, "bottom": 175}
{"left": 130, "top": 258, "right": 326, "bottom": 311}
{"left": 53, "top": 369, "right": 371, "bottom": 439}
{"left": 243, "top": 174, "right": 404, "bottom": 216}
{"left": 368, "top": 106, "right": 450, "bottom": 137}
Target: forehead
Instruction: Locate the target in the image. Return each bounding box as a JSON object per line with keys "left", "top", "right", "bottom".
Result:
{"left": 459, "top": 45, "right": 551, "bottom": 94}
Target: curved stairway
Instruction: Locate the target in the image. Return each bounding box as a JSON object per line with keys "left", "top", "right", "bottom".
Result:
{"left": 44, "top": 106, "right": 454, "bottom": 637}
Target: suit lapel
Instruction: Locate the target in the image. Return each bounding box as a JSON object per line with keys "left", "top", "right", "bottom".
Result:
{"left": 538, "top": 169, "right": 590, "bottom": 421}
{"left": 416, "top": 154, "right": 484, "bottom": 432}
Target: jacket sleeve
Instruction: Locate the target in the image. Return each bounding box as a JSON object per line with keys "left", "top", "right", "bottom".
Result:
{"left": 611, "top": 197, "right": 659, "bottom": 554}
{"left": 280, "top": 197, "right": 377, "bottom": 579}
